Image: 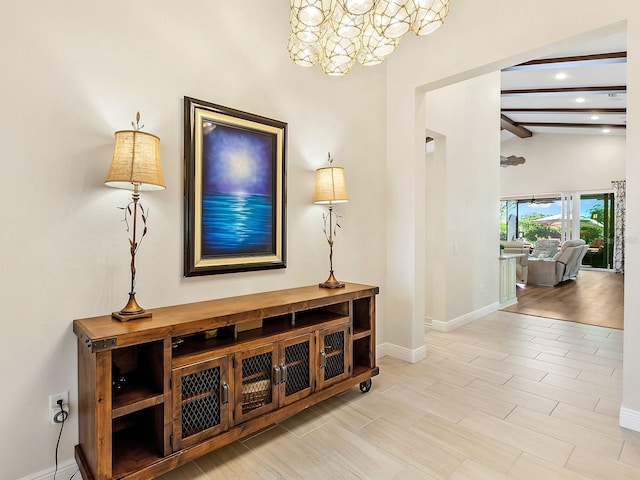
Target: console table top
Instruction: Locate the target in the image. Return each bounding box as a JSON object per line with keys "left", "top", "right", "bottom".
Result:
{"left": 74, "top": 282, "right": 379, "bottom": 345}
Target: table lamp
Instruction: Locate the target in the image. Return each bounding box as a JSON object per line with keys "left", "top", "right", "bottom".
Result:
{"left": 105, "top": 112, "right": 165, "bottom": 321}
{"left": 313, "top": 153, "right": 349, "bottom": 288}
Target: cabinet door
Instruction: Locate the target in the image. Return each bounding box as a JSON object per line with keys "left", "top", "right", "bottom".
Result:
{"left": 278, "top": 333, "right": 314, "bottom": 406}
{"left": 172, "top": 355, "right": 230, "bottom": 450}
{"left": 234, "top": 343, "right": 277, "bottom": 424}
{"left": 317, "top": 325, "right": 351, "bottom": 390}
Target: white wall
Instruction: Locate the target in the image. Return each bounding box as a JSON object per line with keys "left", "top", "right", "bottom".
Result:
{"left": 385, "top": 0, "right": 640, "bottom": 431}
{"left": 424, "top": 73, "right": 501, "bottom": 331}
{"left": 501, "top": 133, "right": 626, "bottom": 196}
{"left": 0, "top": 2, "right": 387, "bottom": 478}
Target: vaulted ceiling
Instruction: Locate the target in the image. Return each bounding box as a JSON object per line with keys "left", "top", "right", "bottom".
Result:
{"left": 500, "top": 31, "right": 627, "bottom": 140}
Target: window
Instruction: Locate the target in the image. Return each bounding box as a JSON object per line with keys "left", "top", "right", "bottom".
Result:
{"left": 500, "top": 196, "right": 562, "bottom": 244}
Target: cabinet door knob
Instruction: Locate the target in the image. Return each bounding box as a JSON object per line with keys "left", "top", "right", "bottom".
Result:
{"left": 274, "top": 365, "right": 281, "bottom": 384}
{"left": 281, "top": 364, "right": 288, "bottom": 383}
{"left": 320, "top": 351, "right": 326, "bottom": 369}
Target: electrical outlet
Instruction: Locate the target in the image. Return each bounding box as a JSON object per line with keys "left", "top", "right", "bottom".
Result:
{"left": 49, "top": 391, "right": 69, "bottom": 425}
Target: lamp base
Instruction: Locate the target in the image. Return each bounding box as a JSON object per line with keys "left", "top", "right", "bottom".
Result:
{"left": 112, "top": 311, "right": 153, "bottom": 322}
{"left": 319, "top": 272, "right": 345, "bottom": 289}
{"left": 112, "top": 294, "right": 153, "bottom": 322}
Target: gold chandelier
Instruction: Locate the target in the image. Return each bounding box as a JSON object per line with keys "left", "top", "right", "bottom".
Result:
{"left": 288, "top": 0, "right": 450, "bottom": 76}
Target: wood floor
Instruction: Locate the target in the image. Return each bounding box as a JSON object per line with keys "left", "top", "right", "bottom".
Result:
{"left": 159, "top": 311, "right": 639, "bottom": 480}
{"left": 502, "top": 270, "right": 624, "bottom": 330}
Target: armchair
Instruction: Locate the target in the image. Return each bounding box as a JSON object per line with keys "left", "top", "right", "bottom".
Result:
{"left": 527, "top": 239, "right": 588, "bottom": 286}
{"left": 559, "top": 240, "right": 589, "bottom": 280}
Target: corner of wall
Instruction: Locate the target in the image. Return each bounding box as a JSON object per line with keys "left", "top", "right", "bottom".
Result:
{"left": 431, "top": 302, "right": 500, "bottom": 332}
{"left": 377, "top": 342, "right": 427, "bottom": 364}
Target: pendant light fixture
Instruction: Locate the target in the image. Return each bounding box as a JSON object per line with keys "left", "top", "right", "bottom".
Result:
{"left": 288, "top": 0, "right": 451, "bottom": 76}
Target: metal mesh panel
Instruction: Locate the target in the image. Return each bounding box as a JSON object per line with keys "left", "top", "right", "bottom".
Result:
{"left": 241, "top": 352, "right": 272, "bottom": 413}
{"left": 324, "top": 331, "right": 345, "bottom": 380}
{"left": 181, "top": 367, "right": 221, "bottom": 438}
{"left": 284, "top": 341, "right": 310, "bottom": 396}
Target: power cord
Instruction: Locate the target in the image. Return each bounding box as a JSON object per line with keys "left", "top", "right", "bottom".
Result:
{"left": 53, "top": 399, "right": 69, "bottom": 480}
{"left": 53, "top": 399, "right": 69, "bottom": 424}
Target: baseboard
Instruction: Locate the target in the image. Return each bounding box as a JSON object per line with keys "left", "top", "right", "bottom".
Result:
{"left": 377, "top": 342, "right": 427, "bottom": 363}
{"left": 431, "top": 302, "right": 500, "bottom": 332}
{"left": 17, "top": 460, "right": 79, "bottom": 480}
{"left": 620, "top": 405, "right": 640, "bottom": 433}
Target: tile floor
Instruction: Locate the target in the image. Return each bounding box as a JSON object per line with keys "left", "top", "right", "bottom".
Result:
{"left": 160, "top": 311, "right": 640, "bottom": 479}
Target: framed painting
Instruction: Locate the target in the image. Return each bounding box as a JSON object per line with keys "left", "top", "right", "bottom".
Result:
{"left": 184, "top": 97, "right": 287, "bottom": 276}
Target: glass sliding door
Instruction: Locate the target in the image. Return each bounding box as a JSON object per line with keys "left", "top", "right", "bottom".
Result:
{"left": 579, "top": 193, "right": 614, "bottom": 269}
{"left": 500, "top": 192, "right": 615, "bottom": 269}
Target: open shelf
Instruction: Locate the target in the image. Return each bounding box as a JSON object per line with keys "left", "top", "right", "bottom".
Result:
{"left": 111, "top": 340, "right": 164, "bottom": 413}
{"left": 171, "top": 326, "right": 237, "bottom": 363}
{"left": 296, "top": 302, "right": 349, "bottom": 327}
{"left": 353, "top": 297, "right": 372, "bottom": 334}
{"left": 353, "top": 335, "right": 373, "bottom": 372}
{"left": 112, "top": 405, "right": 164, "bottom": 478}
{"left": 112, "top": 387, "right": 164, "bottom": 419}
{"left": 171, "top": 309, "right": 350, "bottom": 363}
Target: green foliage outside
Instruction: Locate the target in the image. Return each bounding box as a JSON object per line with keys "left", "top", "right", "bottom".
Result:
{"left": 581, "top": 204, "right": 605, "bottom": 246}
{"left": 519, "top": 213, "right": 560, "bottom": 243}
{"left": 499, "top": 201, "right": 605, "bottom": 245}
{"left": 580, "top": 225, "right": 603, "bottom": 246}
{"left": 518, "top": 205, "right": 605, "bottom": 245}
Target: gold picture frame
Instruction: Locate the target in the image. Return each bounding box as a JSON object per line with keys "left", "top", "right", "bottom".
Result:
{"left": 184, "top": 97, "right": 287, "bottom": 276}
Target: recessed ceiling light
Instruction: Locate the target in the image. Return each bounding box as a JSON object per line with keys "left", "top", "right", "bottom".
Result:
{"left": 555, "top": 72, "right": 567, "bottom": 80}
{"left": 602, "top": 128, "right": 611, "bottom": 133}
{"left": 591, "top": 115, "right": 600, "bottom": 120}
{"left": 576, "top": 97, "right": 586, "bottom": 103}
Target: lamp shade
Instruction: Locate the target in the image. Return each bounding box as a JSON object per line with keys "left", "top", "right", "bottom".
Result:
{"left": 313, "top": 166, "right": 349, "bottom": 204}
{"left": 105, "top": 130, "right": 165, "bottom": 191}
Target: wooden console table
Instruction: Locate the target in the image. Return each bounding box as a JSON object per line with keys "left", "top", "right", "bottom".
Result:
{"left": 73, "top": 283, "right": 379, "bottom": 479}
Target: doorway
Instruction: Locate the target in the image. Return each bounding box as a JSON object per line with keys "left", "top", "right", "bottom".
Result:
{"left": 500, "top": 191, "right": 615, "bottom": 272}
{"left": 580, "top": 192, "right": 615, "bottom": 269}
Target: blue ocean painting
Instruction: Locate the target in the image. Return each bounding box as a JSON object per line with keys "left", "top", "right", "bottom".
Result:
{"left": 201, "top": 121, "right": 275, "bottom": 257}
{"left": 202, "top": 192, "right": 273, "bottom": 255}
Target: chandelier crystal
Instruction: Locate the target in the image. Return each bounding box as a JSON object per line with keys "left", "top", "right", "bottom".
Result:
{"left": 288, "top": 0, "right": 450, "bottom": 76}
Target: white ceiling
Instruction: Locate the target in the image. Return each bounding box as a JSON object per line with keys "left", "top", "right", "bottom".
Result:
{"left": 500, "top": 30, "right": 627, "bottom": 140}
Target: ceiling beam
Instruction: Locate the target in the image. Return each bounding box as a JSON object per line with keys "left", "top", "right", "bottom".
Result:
{"left": 502, "top": 86, "right": 626, "bottom": 96}
{"left": 504, "top": 52, "right": 627, "bottom": 71}
{"left": 501, "top": 108, "right": 626, "bottom": 114}
{"left": 500, "top": 114, "right": 532, "bottom": 138}
{"left": 517, "top": 122, "right": 626, "bottom": 129}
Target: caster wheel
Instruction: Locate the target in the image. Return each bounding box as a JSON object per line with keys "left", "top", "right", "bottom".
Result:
{"left": 359, "top": 379, "right": 372, "bottom": 393}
